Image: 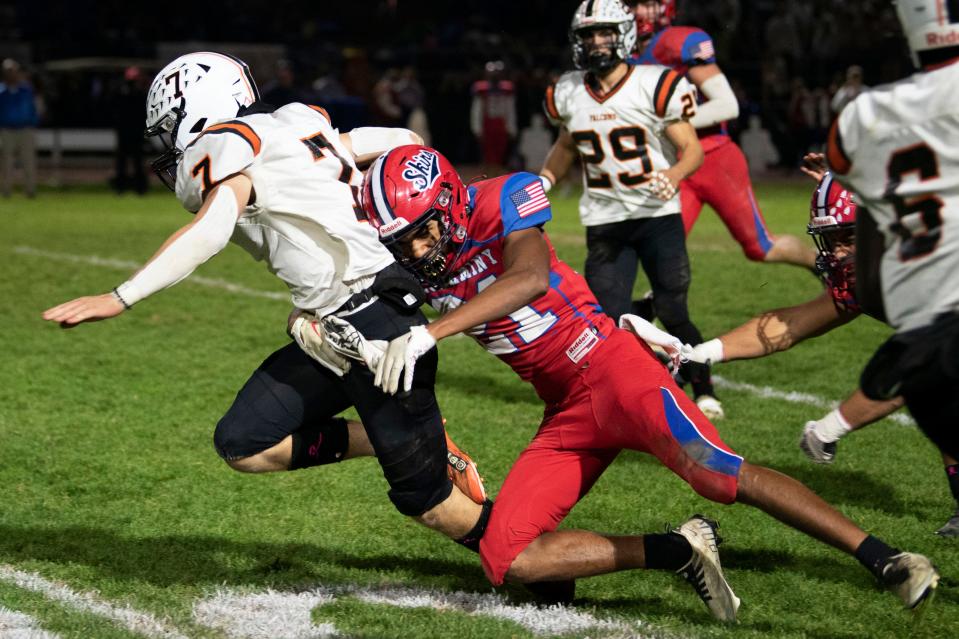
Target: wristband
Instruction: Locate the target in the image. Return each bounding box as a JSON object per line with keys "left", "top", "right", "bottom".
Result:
{"left": 112, "top": 287, "right": 132, "bottom": 310}
{"left": 538, "top": 174, "right": 553, "bottom": 193}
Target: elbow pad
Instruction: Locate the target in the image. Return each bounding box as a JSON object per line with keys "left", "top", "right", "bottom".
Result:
{"left": 689, "top": 73, "right": 739, "bottom": 129}
{"left": 116, "top": 185, "right": 238, "bottom": 306}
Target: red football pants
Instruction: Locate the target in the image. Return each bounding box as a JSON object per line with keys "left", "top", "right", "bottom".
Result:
{"left": 680, "top": 140, "right": 775, "bottom": 261}
{"left": 479, "top": 329, "right": 742, "bottom": 585}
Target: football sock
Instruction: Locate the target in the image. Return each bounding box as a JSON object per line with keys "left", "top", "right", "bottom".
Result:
{"left": 945, "top": 464, "right": 959, "bottom": 503}
{"left": 289, "top": 417, "right": 350, "bottom": 470}
{"left": 854, "top": 535, "right": 900, "bottom": 580}
{"left": 643, "top": 532, "right": 693, "bottom": 570}
{"left": 455, "top": 498, "right": 493, "bottom": 553}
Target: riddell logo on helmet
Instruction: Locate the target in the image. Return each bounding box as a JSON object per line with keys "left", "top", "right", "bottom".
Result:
{"left": 379, "top": 218, "right": 409, "bottom": 236}
{"left": 927, "top": 30, "right": 959, "bottom": 46}
{"left": 401, "top": 151, "right": 441, "bottom": 192}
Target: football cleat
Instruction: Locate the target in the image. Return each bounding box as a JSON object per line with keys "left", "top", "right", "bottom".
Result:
{"left": 445, "top": 429, "right": 487, "bottom": 505}
{"left": 696, "top": 395, "right": 725, "bottom": 421}
{"left": 673, "top": 515, "right": 740, "bottom": 622}
{"left": 934, "top": 508, "right": 959, "bottom": 537}
{"left": 880, "top": 552, "right": 939, "bottom": 610}
{"left": 799, "top": 422, "right": 837, "bottom": 464}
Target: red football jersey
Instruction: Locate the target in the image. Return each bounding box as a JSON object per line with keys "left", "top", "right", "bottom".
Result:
{"left": 426, "top": 172, "right": 615, "bottom": 391}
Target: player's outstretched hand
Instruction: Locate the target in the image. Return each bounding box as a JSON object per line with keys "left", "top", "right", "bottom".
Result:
{"left": 801, "top": 152, "right": 827, "bottom": 182}
{"left": 374, "top": 325, "right": 436, "bottom": 394}
{"left": 643, "top": 171, "right": 679, "bottom": 200}
{"left": 42, "top": 293, "right": 126, "bottom": 328}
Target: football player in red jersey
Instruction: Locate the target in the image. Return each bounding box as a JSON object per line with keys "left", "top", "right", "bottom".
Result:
{"left": 628, "top": 0, "right": 817, "bottom": 270}
{"left": 688, "top": 153, "right": 959, "bottom": 536}
{"left": 360, "top": 143, "right": 938, "bottom": 615}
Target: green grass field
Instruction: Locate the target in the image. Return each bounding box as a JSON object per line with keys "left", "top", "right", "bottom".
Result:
{"left": 1, "top": 182, "right": 955, "bottom": 638}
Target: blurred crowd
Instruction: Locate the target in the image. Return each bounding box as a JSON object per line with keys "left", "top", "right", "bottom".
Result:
{"left": 0, "top": 0, "right": 915, "bottom": 191}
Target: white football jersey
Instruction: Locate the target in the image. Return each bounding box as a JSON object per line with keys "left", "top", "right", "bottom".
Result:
{"left": 828, "top": 61, "right": 959, "bottom": 332}
{"left": 176, "top": 103, "right": 394, "bottom": 314}
{"left": 545, "top": 64, "right": 696, "bottom": 226}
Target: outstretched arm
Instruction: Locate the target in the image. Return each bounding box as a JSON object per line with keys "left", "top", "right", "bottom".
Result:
{"left": 42, "top": 175, "right": 251, "bottom": 327}
{"left": 691, "top": 291, "right": 854, "bottom": 363}
{"left": 426, "top": 227, "right": 550, "bottom": 342}
{"left": 339, "top": 128, "right": 423, "bottom": 168}
{"left": 539, "top": 127, "right": 578, "bottom": 191}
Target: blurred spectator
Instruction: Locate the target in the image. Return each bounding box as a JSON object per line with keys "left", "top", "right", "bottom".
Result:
{"left": 739, "top": 115, "right": 779, "bottom": 176}
{"left": 787, "top": 77, "right": 814, "bottom": 166}
{"left": 470, "top": 60, "right": 516, "bottom": 175}
{"left": 111, "top": 66, "right": 148, "bottom": 195}
{"left": 395, "top": 66, "right": 430, "bottom": 145}
{"left": 517, "top": 113, "right": 551, "bottom": 172}
{"left": 261, "top": 60, "right": 305, "bottom": 107}
{"left": 0, "top": 58, "right": 38, "bottom": 197}
{"left": 372, "top": 68, "right": 404, "bottom": 126}
{"left": 830, "top": 65, "right": 866, "bottom": 115}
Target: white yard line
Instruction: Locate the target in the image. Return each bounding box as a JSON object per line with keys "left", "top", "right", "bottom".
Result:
{"left": 0, "top": 566, "right": 188, "bottom": 639}
{"left": 712, "top": 375, "right": 915, "bottom": 426}
{"left": 14, "top": 246, "right": 287, "bottom": 301}
{"left": 194, "top": 585, "right": 646, "bottom": 639}
{"left": 0, "top": 606, "right": 61, "bottom": 638}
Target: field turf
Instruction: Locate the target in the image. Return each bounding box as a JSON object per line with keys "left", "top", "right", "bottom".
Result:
{"left": 0, "top": 181, "right": 954, "bottom": 638}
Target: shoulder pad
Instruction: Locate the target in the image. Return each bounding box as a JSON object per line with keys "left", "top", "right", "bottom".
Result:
{"left": 176, "top": 120, "right": 258, "bottom": 211}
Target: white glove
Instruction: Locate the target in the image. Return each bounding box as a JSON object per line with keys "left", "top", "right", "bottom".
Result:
{"left": 687, "top": 338, "right": 725, "bottom": 365}
{"left": 320, "top": 315, "right": 388, "bottom": 372}
{"left": 642, "top": 171, "right": 678, "bottom": 200}
{"left": 618, "top": 313, "right": 689, "bottom": 371}
{"left": 374, "top": 325, "right": 437, "bottom": 395}
{"left": 289, "top": 311, "right": 351, "bottom": 377}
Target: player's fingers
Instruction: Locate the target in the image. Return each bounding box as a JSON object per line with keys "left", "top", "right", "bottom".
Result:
{"left": 387, "top": 360, "right": 403, "bottom": 395}
{"left": 374, "top": 355, "right": 387, "bottom": 389}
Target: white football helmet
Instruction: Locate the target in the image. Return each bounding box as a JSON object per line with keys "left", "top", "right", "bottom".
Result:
{"left": 144, "top": 52, "right": 260, "bottom": 189}
{"left": 895, "top": 0, "right": 959, "bottom": 67}
{"left": 569, "top": 0, "right": 637, "bottom": 72}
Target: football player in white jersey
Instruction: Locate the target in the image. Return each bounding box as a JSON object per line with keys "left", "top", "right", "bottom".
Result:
{"left": 539, "top": 0, "right": 723, "bottom": 420}
{"left": 826, "top": 0, "right": 959, "bottom": 464}
{"left": 42, "top": 52, "right": 489, "bottom": 550}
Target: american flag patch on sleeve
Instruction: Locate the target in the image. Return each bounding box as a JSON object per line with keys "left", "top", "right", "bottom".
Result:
{"left": 692, "top": 39, "right": 715, "bottom": 60}
{"left": 510, "top": 181, "right": 549, "bottom": 218}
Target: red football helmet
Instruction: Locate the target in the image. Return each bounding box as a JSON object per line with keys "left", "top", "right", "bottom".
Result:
{"left": 361, "top": 145, "right": 470, "bottom": 286}
{"left": 808, "top": 172, "right": 859, "bottom": 312}
{"left": 630, "top": 0, "right": 676, "bottom": 39}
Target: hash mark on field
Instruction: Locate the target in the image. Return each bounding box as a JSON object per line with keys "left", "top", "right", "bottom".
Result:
{"left": 0, "top": 605, "right": 61, "bottom": 638}
{"left": 195, "top": 586, "right": 647, "bottom": 638}
{"left": 15, "top": 245, "right": 287, "bottom": 301}
{"left": 0, "top": 565, "right": 187, "bottom": 639}
{"left": 713, "top": 375, "right": 915, "bottom": 426}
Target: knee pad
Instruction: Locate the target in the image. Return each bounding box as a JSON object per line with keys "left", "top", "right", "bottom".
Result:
{"left": 378, "top": 426, "right": 452, "bottom": 516}
{"left": 289, "top": 417, "right": 350, "bottom": 470}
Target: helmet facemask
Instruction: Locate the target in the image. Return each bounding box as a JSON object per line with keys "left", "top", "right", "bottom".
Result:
{"left": 572, "top": 26, "right": 625, "bottom": 73}
{"left": 810, "top": 226, "right": 859, "bottom": 313}
{"left": 385, "top": 184, "right": 468, "bottom": 288}
{"left": 144, "top": 104, "right": 186, "bottom": 191}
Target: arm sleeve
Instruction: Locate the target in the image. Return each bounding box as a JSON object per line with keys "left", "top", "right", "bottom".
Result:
{"left": 499, "top": 173, "right": 553, "bottom": 235}
{"left": 346, "top": 127, "right": 419, "bottom": 157}
{"left": 688, "top": 73, "right": 739, "bottom": 128}
{"left": 115, "top": 184, "right": 240, "bottom": 306}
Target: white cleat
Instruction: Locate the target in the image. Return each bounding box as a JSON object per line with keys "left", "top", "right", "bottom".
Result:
{"left": 881, "top": 552, "right": 939, "bottom": 610}
{"left": 799, "top": 421, "right": 837, "bottom": 464}
{"left": 696, "top": 395, "right": 725, "bottom": 421}
{"left": 673, "top": 515, "right": 740, "bottom": 622}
